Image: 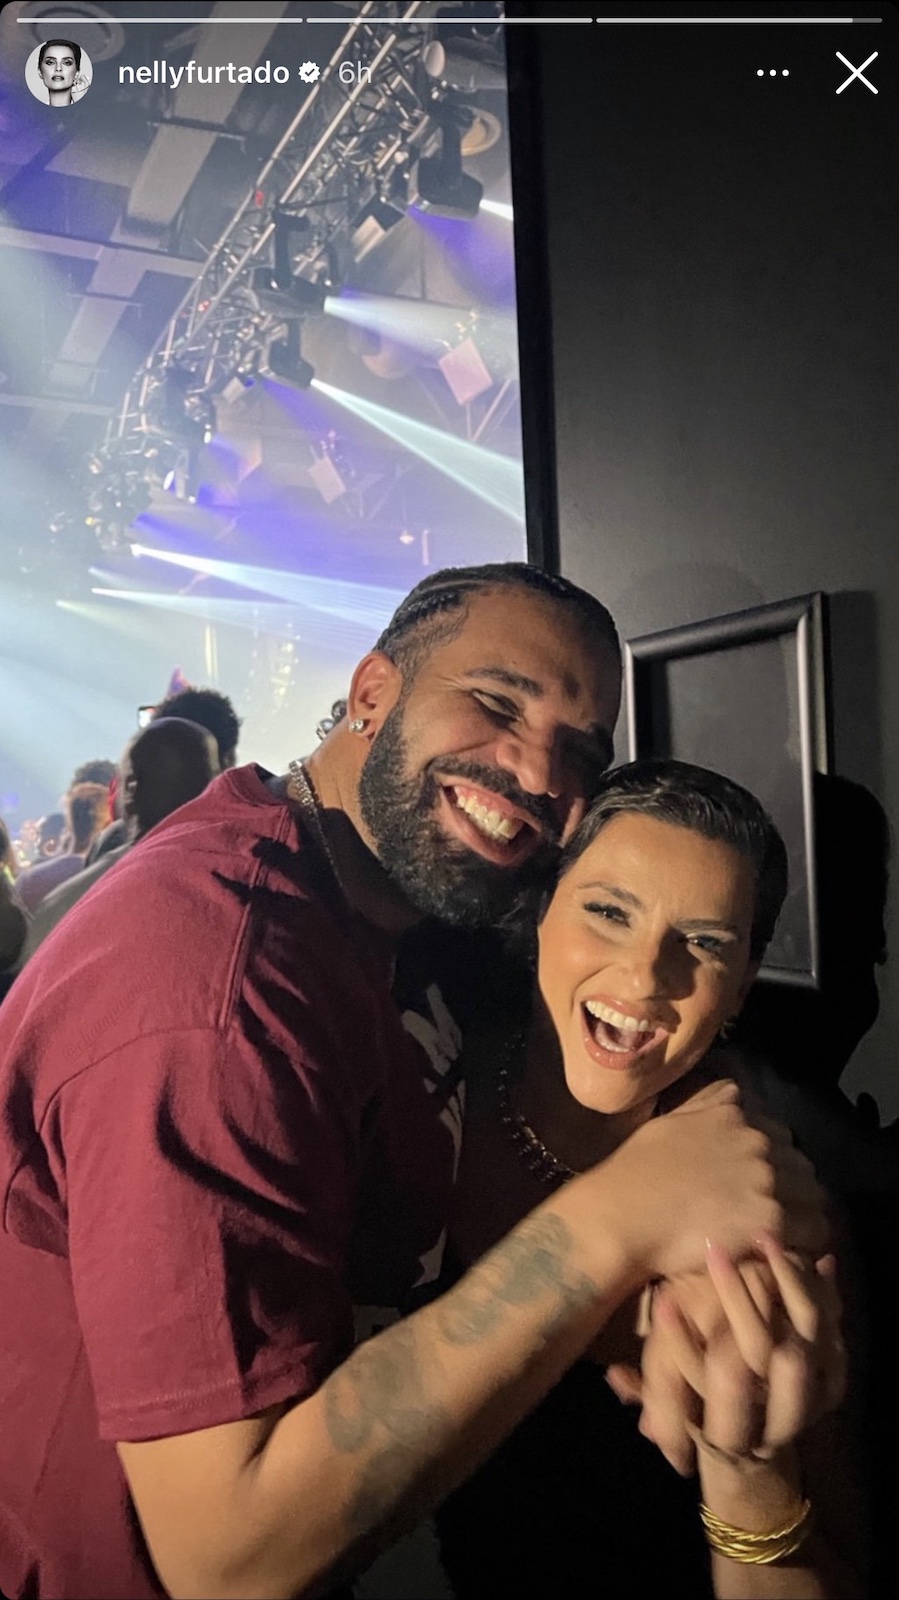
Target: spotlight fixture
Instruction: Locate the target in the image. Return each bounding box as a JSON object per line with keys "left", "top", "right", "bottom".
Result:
{"left": 143, "top": 365, "right": 209, "bottom": 452}
{"left": 424, "top": 8, "right": 505, "bottom": 95}
{"left": 259, "top": 323, "right": 315, "bottom": 389}
{"left": 410, "top": 104, "right": 483, "bottom": 220}
{"left": 422, "top": 45, "right": 505, "bottom": 96}
{"left": 350, "top": 196, "right": 406, "bottom": 263}
{"left": 183, "top": 390, "right": 215, "bottom": 441}
{"left": 248, "top": 208, "right": 330, "bottom": 316}
{"left": 272, "top": 207, "right": 312, "bottom": 290}
{"left": 219, "top": 372, "right": 254, "bottom": 406}
{"left": 286, "top": 274, "right": 329, "bottom": 312}
{"left": 157, "top": 366, "right": 194, "bottom": 434}
{"left": 249, "top": 266, "right": 328, "bottom": 318}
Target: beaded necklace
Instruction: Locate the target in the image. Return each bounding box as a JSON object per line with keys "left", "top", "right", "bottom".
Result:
{"left": 495, "top": 1034, "right": 576, "bottom": 1186}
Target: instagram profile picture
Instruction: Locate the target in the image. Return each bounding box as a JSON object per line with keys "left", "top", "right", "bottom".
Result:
{"left": 25, "top": 40, "right": 93, "bottom": 107}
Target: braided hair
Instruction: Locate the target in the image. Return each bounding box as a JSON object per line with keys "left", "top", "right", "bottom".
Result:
{"left": 374, "top": 563, "right": 620, "bottom": 685}
{"left": 319, "top": 565, "right": 620, "bottom": 733}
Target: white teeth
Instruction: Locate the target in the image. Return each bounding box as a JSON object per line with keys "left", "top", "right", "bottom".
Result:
{"left": 584, "top": 1000, "right": 654, "bottom": 1034}
{"left": 454, "top": 791, "right": 522, "bottom": 842}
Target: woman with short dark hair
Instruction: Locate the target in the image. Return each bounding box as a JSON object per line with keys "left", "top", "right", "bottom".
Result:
{"left": 439, "top": 759, "right": 866, "bottom": 1598}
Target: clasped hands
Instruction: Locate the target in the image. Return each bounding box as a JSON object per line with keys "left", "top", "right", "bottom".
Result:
{"left": 606, "top": 1233, "right": 847, "bottom": 1478}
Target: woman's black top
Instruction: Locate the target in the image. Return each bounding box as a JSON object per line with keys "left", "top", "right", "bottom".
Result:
{"left": 436, "top": 1342, "right": 714, "bottom": 1599}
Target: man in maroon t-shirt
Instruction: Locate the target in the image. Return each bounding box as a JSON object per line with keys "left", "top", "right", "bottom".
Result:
{"left": 0, "top": 565, "right": 824, "bottom": 1600}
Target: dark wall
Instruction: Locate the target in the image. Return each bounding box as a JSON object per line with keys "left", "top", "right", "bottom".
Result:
{"left": 527, "top": 18, "right": 898, "bottom": 1114}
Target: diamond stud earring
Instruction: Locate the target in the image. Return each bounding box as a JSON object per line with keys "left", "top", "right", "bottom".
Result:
{"left": 349, "top": 718, "right": 366, "bottom": 733}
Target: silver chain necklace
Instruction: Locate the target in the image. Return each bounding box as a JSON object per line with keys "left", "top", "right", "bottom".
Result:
{"left": 496, "top": 1034, "right": 576, "bottom": 1186}
{"left": 286, "top": 758, "right": 341, "bottom": 887}
{"left": 285, "top": 760, "right": 397, "bottom": 987}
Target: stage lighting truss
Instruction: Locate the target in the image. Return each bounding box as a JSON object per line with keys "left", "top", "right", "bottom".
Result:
{"left": 85, "top": 0, "right": 510, "bottom": 550}
{"left": 105, "top": 5, "right": 474, "bottom": 451}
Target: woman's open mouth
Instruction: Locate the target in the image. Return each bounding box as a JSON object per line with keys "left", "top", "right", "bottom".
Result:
{"left": 580, "top": 998, "right": 669, "bottom": 1070}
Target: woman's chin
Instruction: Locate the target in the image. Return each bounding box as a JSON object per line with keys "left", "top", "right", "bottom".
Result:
{"left": 562, "top": 1045, "right": 691, "bottom": 1123}
{"left": 563, "top": 1058, "right": 659, "bottom": 1121}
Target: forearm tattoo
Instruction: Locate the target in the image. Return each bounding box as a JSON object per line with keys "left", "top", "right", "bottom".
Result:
{"left": 322, "top": 1211, "right": 594, "bottom": 1568}
{"left": 435, "top": 1212, "right": 595, "bottom": 1345}
{"left": 324, "top": 1321, "right": 429, "bottom": 1455}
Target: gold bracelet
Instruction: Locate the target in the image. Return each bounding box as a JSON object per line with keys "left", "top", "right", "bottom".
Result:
{"left": 699, "top": 1498, "right": 814, "bottom": 1565}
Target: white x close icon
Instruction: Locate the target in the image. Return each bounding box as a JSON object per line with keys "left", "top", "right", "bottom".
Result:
{"left": 836, "top": 51, "right": 878, "bottom": 95}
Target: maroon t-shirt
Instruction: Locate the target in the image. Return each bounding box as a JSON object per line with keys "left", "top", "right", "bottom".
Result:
{"left": 0, "top": 767, "right": 459, "bottom": 1599}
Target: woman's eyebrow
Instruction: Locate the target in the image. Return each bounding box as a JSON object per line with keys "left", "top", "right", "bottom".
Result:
{"left": 577, "top": 880, "right": 644, "bottom": 910}
{"left": 575, "top": 888, "right": 742, "bottom": 937}
{"left": 679, "top": 918, "right": 741, "bottom": 937}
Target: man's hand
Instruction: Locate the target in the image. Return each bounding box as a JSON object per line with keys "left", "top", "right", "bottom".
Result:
{"left": 601, "top": 1079, "right": 830, "bottom": 1282}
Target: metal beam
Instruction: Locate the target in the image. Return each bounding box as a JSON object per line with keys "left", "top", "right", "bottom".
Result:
{"left": 0, "top": 225, "right": 199, "bottom": 279}
{"left": 0, "top": 394, "right": 114, "bottom": 414}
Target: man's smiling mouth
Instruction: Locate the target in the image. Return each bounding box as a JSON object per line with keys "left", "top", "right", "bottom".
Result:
{"left": 454, "top": 792, "right": 521, "bottom": 843}
{"left": 431, "top": 780, "right": 557, "bottom": 868}
{"left": 445, "top": 781, "right": 543, "bottom": 846}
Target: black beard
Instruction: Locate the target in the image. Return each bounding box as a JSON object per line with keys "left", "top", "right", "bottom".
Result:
{"left": 357, "top": 701, "right": 561, "bottom": 928}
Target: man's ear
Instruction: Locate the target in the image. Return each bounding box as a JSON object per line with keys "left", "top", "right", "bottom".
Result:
{"left": 347, "top": 651, "right": 403, "bottom": 732}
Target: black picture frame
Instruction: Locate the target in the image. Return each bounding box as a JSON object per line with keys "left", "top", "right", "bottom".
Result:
{"left": 625, "top": 594, "right": 829, "bottom": 988}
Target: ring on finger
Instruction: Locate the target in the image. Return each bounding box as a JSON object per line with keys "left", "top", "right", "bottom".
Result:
{"left": 685, "top": 1423, "right": 775, "bottom": 1468}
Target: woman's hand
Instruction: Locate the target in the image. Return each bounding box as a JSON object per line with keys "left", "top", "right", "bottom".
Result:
{"left": 607, "top": 1236, "right": 847, "bottom": 1477}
